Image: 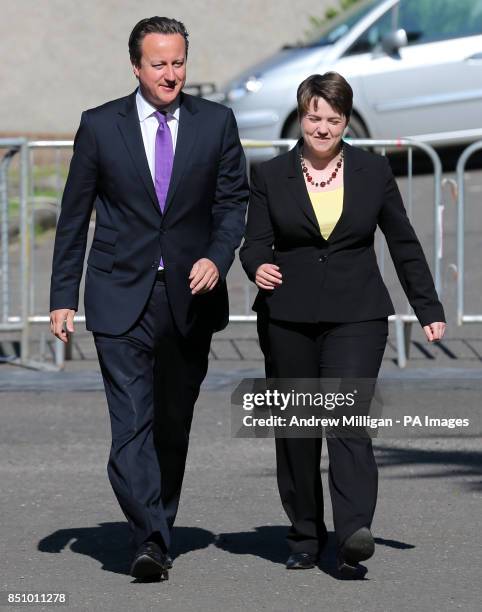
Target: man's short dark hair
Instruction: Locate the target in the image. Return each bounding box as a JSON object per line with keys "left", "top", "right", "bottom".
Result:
{"left": 129, "top": 16, "right": 189, "bottom": 66}
{"left": 297, "top": 72, "right": 353, "bottom": 122}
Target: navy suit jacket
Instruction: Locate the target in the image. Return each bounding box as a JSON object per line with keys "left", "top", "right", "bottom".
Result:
{"left": 240, "top": 140, "right": 445, "bottom": 327}
{"left": 50, "top": 90, "right": 249, "bottom": 336}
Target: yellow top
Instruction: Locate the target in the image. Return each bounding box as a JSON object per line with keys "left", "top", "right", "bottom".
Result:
{"left": 309, "top": 188, "right": 344, "bottom": 240}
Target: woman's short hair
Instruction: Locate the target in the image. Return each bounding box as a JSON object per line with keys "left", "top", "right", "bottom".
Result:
{"left": 297, "top": 72, "right": 353, "bottom": 122}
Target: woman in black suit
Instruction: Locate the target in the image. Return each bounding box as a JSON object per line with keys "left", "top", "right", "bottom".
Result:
{"left": 240, "top": 72, "right": 446, "bottom": 575}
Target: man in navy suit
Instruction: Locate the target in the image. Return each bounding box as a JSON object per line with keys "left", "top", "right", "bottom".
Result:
{"left": 49, "top": 16, "right": 248, "bottom": 579}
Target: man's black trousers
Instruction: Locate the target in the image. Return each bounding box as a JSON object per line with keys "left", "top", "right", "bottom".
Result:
{"left": 94, "top": 277, "right": 212, "bottom": 550}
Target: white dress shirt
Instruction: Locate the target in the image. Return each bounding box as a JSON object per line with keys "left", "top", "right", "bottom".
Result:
{"left": 136, "top": 88, "right": 180, "bottom": 269}
{"left": 135, "top": 88, "right": 180, "bottom": 181}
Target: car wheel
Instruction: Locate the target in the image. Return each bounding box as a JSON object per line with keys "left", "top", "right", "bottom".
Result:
{"left": 345, "top": 114, "right": 369, "bottom": 139}
{"left": 284, "top": 116, "right": 301, "bottom": 140}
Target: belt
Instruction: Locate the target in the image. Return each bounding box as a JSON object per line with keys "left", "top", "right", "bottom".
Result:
{"left": 155, "top": 269, "right": 166, "bottom": 282}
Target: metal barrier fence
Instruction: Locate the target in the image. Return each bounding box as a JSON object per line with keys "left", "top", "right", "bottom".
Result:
{"left": 0, "top": 138, "right": 34, "bottom": 367}
{"left": 456, "top": 140, "right": 482, "bottom": 326}
{"left": 1, "top": 136, "right": 478, "bottom": 370}
{"left": 0, "top": 140, "right": 73, "bottom": 370}
{"left": 355, "top": 138, "right": 443, "bottom": 368}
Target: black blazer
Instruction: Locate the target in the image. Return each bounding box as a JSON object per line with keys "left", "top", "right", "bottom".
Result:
{"left": 240, "top": 140, "right": 445, "bottom": 327}
{"left": 50, "top": 91, "right": 249, "bottom": 336}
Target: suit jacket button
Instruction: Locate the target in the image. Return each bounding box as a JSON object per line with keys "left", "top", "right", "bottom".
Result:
{"left": 319, "top": 254, "right": 328, "bottom": 263}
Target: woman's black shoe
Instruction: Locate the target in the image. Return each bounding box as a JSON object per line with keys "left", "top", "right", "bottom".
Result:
{"left": 337, "top": 527, "right": 374, "bottom": 576}
{"left": 286, "top": 552, "right": 318, "bottom": 569}
{"left": 165, "top": 553, "right": 173, "bottom": 569}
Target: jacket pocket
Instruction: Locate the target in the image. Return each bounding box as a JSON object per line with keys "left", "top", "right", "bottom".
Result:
{"left": 87, "top": 246, "right": 115, "bottom": 272}
{"left": 92, "top": 224, "right": 118, "bottom": 248}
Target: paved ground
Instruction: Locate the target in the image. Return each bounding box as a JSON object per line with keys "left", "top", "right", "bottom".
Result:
{"left": 0, "top": 156, "right": 481, "bottom": 611}
{"left": 1, "top": 371, "right": 481, "bottom": 612}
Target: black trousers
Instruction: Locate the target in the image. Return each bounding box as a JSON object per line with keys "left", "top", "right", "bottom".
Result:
{"left": 258, "top": 316, "right": 388, "bottom": 554}
{"left": 94, "top": 278, "right": 212, "bottom": 550}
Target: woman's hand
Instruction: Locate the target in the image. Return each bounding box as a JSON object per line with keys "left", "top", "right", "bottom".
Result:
{"left": 423, "top": 321, "right": 446, "bottom": 342}
{"left": 255, "top": 264, "right": 283, "bottom": 290}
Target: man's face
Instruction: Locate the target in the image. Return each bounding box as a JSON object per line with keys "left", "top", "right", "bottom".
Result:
{"left": 133, "top": 33, "right": 187, "bottom": 108}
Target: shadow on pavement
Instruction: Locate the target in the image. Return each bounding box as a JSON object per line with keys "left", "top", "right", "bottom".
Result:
{"left": 37, "top": 520, "right": 416, "bottom": 579}
{"left": 375, "top": 445, "right": 482, "bottom": 490}
{"left": 215, "top": 526, "right": 287, "bottom": 565}
{"left": 318, "top": 535, "right": 415, "bottom": 581}
{"left": 237, "top": 444, "right": 482, "bottom": 489}
{"left": 38, "top": 522, "right": 215, "bottom": 575}
{"left": 215, "top": 527, "right": 414, "bottom": 580}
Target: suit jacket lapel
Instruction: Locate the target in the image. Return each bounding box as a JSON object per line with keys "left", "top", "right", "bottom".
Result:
{"left": 286, "top": 139, "right": 322, "bottom": 235}
{"left": 285, "top": 139, "right": 364, "bottom": 243}
{"left": 328, "top": 141, "right": 363, "bottom": 242}
{"left": 117, "top": 90, "right": 159, "bottom": 215}
{"left": 163, "top": 93, "right": 199, "bottom": 217}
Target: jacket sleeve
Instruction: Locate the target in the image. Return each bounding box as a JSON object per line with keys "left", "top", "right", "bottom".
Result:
{"left": 49, "top": 111, "right": 98, "bottom": 311}
{"left": 206, "top": 109, "right": 249, "bottom": 281}
{"left": 377, "top": 156, "right": 445, "bottom": 327}
{"left": 239, "top": 163, "right": 275, "bottom": 282}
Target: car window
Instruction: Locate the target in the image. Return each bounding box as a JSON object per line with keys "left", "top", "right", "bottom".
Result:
{"left": 399, "top": 0, "right": 482, "bottom": 45}
{"left": 344, "top": 7, "right": 394, "bottom": 55}
{"left": 304, "top": 0, "right": 382, "bottom": 47}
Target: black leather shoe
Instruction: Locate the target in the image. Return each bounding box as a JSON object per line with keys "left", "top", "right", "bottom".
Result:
{"left": 336, "top": 552, "right": 361, "bottom": 577}
{"left": 286, "top": 552, "right": 318, "bottom": 569}
{"left": 165, "top": 553, "right": 173, "bottom": 570}
{"left": 130, "top": 541, "right": 169, "bottom": 580}
{"left": 337, "top": 527, "right": 374, "bottom": 575}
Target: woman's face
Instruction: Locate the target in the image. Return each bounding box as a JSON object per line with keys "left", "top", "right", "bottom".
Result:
{"left": 300, "top": 97, "right": 347, "bottom": 158}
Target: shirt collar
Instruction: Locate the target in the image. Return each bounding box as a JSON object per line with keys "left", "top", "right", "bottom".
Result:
{"left": 136, "top": 88, "right": 180, "bottom": 123}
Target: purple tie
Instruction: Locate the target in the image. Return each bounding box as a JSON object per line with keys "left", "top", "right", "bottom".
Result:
{"left": 154, "top": 111, "right": 173, "bottom": 267}
{"left": 154, "top": 111, "right": 173, "bottom": 210}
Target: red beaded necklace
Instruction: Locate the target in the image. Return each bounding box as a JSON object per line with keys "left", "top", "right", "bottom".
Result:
{"left": 300, "top": 147, "right": 344, "bottom": 188}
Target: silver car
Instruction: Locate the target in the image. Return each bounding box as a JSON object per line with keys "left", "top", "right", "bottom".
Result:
{"left": 219, "top": 0, "right": 482, "bottom": 144}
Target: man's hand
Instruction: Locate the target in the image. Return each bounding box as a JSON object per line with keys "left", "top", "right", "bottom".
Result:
{"left": 255, "top": 263, "right": 282, "bottom": 290}
{"left": 189, "top": 258, "right": 219, "bottom": 295}
{"left": 423, "top": 321, "right": 446, "bottom": 342}
{"left": 50, "top": 309, "right": 76, "bottom": 343}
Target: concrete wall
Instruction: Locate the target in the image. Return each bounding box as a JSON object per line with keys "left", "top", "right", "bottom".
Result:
{"left": 0, "top": 0, "right": 331, "bottom": 135}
